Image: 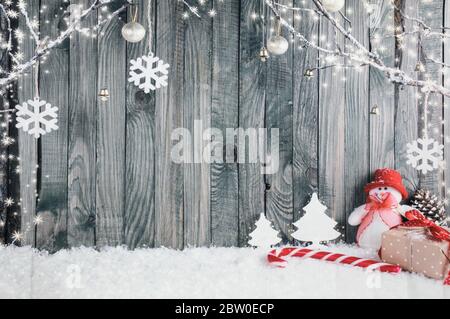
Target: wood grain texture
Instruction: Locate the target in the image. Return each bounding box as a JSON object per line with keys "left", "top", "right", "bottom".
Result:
{"left": 238, "top": 0, "right": 266, "bottom": 246}
{"left": 394, "top": 0, "right": 420, "bottom": 195}
{"left": 292, "top": 0, "right": 319, "bottom": 237}
{"left": 369, "top": 1, "right": 395, "bottom": 172}
{"left": 418, "top": 0, "right": 444, "bottom": 196}
{"left": 67, "top": 0, "right": 97, "bottom": 247}
{"left": 17, "top": 0, "right": 39, "bottom": 246}
{"left": 210, "top": 0, "right": 240, "bottom": 247}
{"left": 124, "top": 0, "right": 156, "bottom": 249}
{"left": 344, "top": 0, "right": 370, "bottom": 242}
{"left": 265, "top": 0, "right": 293, "bottom": 242}
{"left": 318, "top": 13, "right": 346, "bottom": 230}
{"left": 36, "top": 0, "right": 69, "bottom": 252}
{"left": 12, "top": 1, "right": 450, "bottom": 249}
{"left": 0, "top": 10, "right": 10, "bottom": 244}
{"left": 4, "top": 10, "right": 20, "bottom": 245}
{"left": 154, "top": 0, "right": 185, "bottom": 249}
{"left": 96, "top": 1, "right": 127, "bottom": 247}
{"left": 445, "top": 0, "right": 450, "bottom": 217}
{"left": 183, "top": 2, "right": 212, "bottom": 247}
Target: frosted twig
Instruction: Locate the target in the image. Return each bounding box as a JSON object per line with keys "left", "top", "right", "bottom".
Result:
{"left": 17, "top": 3, "right": 39, "bottom": 44}
{"left": 0, "top": 0, "right": 132, "bottom": 88}
{"left": 265, "top": 0, "right": 450, "bottom": 98}
{"left": 308, "top": 63, "right": 367, "bottom": 72}
{"left": 273, "top": 2, "right": 320, "bottom": 15}
{"left": 0, "top": 4, "right": 12, "bottom": 51}
{"left": 182, "top": 0, "right": 201, "bottom": 18}
{"left": 425, "top": 55, "right": 450, "bottom": 69}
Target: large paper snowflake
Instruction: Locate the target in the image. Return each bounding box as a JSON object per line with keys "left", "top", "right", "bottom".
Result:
{"left": 406, "top": 138, "right": 444, "bottom": 174}
{"left": 15, "top": 97, "right": 59, "bottom": 139}
{"left": 128, "top": 53, "right": 170, "bottom": 93}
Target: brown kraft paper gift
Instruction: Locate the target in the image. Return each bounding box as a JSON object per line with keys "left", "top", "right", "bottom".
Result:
{"left": 380, "top": 226, "right": 450, "bottom": 280}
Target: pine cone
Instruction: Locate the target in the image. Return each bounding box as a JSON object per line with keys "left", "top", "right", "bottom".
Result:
{"left": 410, "top": 189, "right": 447, "bottom": 226}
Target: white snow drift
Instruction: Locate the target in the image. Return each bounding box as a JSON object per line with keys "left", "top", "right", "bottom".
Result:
{"left": 0, "top": 245, "right": 448, "bottom": 299}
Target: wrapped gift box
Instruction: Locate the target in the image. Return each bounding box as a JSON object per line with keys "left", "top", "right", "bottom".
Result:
{"left": 380, "top": 226, "right": 450, "bottom": 280}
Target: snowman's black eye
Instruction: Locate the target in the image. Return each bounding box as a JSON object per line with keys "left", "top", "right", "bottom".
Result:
{"left": 384, "top": 187, "right": 388, "bottom": 190}
{"left": 379, "top": 188, "right": 382, "bottom": 191}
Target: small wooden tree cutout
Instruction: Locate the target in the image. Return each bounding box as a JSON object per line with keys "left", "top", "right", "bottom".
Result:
{"left": 292, "top": 193, "right": 341, "bottom": 247}
{"left": 248, "top": 213, "right": 282, "bottom": 248}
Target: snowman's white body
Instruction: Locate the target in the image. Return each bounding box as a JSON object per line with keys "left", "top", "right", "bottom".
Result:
{"left": 348, "top": 187, "right": 411, "bottom": 250}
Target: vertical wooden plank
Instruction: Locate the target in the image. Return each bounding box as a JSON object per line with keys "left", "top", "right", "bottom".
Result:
{"left": 394, "top": 0, "right": 420, "bottom": 195}
{"left": 183, "top": 2, "right": 212, "bottom": 247}
{"left": 124, "top": 0, "right": 156, "bottom": 249}
{"left": 418, "top": 0, "right": 444, "bottom": 196}
{"left": 0, "top": 9, "right": 10, "bottom": 243}
{"left": 318, "top": 12, "right": 346, "bottom": 230}
{"left": 68, "top": 0, "right": 97, "bottom": 247}
{"left": 96, "top": 1, "right": 127, "bottom": 247}
{"left": 265, "top": 0, "right": 293, "bottom": 241}
{"left": 239, "top": 0, "right": 266, "bottom": 246}
{"left": 444, "top": 0, "right": 450, "bottom": 218}
{"left": 4, "top": 9, "right": 20, "bottom": 245}
{"left": 293, "top": 0, "right": 319, "bottom": 234}
{"left": 344, "top": 0, "right": 370, "bottom": 242}
{"left": 369, "top": 2, "right": 395, "bottom": 172}
{"left": 17, "top": 1, "right": 40, "bottom": 246}
{"left": 154, "top": 0, "right": 185, "bottom": 249}
{"left": 36, "top": 0, "right": 69, "bottom": 251}
{"left": 211, "top": 0, "right": 240, "bottom": 247}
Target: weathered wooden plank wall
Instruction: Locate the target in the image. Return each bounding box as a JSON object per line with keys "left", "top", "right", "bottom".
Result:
{"left": 68, "top": 0, "right": 97, "bottom": 248}
{"left": 0, "top": 3, "right": 10, "bottom": 245}
{"left": 7, "top": 0, "right": 450, "bottom": 250}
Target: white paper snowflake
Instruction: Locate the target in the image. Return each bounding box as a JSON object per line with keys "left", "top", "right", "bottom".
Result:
{"left": 406, "top": 138, "right": 444, "bottom": 174}
{"left": 128, "top": 53, "right": 170, "bottom": 93}
{"left": 15, "top": 97, "right": 59, "bottom": 139}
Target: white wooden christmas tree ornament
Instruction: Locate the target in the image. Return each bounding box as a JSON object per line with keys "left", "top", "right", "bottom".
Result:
{"left": 248, "top": 213, "right": 281, "bottom": 249}
{"left": 291, "top": 193, "right": 341, "bottom": 247}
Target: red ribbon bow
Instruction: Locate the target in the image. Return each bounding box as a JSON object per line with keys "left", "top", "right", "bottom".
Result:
{"left": 365, "top": 193, "right": 398, "bottom": 211}
{"left": 404, "top": 210, "right": 450, "bottom": 242}
{"left": 404, "top": 210, "right": 450, "bottom": 286}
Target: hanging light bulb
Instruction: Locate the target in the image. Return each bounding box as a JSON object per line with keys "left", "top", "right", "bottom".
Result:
{"left": 267, "top": 17, "right": 289, "bottom": 56}
{"left": 321, "top": 0, "right": 346, "bottom": 12}
{"left": 99, "top": 88, "right": 110, "bottom": 102}
{"left": 415, "top": 61, "right": 426, "bottom": 73}
{"left": 304, "top": 69, "right": 314, "bottom": 78}
{"left": 121, "top": 4, "right": 146, "bottom": 43}
{"left": 259, "top": 47, "right": 270, "bottom": 62}
{"left": 370, "top": 105, "right": 380, "bottom": 116}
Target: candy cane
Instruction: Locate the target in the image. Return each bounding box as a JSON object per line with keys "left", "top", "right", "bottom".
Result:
{"left": 268, "top": 248, "right": 402, "bottom": 274}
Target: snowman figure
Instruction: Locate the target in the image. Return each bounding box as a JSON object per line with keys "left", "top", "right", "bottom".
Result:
{"left": 348, "top": 169, "right": 412, "bottom": 251}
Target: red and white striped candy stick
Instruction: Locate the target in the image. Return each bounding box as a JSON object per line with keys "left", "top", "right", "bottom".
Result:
{"left": 268, "top": 248, "right": 402, "bottom": 274}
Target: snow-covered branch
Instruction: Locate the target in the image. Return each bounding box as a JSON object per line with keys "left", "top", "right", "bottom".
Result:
{"left": 182, "top": 0, "right": 201, "bottom": 18}
{"left": 267, "top": 0, "right": 450, "bottom": 98}
{"left": 0, "top": 0, "right": 131, "bottom": 88}
{"left": 0, "top": 4, "right": 13, "bottom": 52}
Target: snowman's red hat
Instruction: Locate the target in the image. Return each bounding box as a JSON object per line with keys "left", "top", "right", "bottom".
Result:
{"left": 364, "top": 168, "right": 409, "bottom": 200}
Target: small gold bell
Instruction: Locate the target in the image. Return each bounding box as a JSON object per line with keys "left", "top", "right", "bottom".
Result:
{"left": 304, "top": 69, "right": 314, "bottom": 78}
{"left": 99, "top": 88, "right": 110, "bottom": 102}
{"left": 259, "top": 47, "right": 270, "bottom": 62}
{"left": 370, "top": 105, "right": 380, "bottom": 115}
{"left": 415, "top": 61, "right": 425, "bottom": 73}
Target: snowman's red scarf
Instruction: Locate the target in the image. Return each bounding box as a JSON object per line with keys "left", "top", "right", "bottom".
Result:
{"left": 357, "top": 193, "right": 400, "bottom": 243}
